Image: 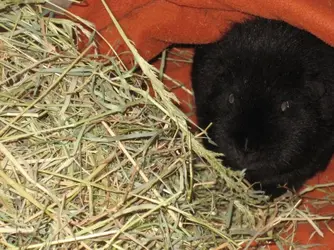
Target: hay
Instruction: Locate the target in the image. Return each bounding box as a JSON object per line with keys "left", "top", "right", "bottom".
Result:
{"left": 0, "top": 1, "right": 332, "bottom": 249}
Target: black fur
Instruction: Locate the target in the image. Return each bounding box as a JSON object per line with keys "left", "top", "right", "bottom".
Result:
{"left": 192, "top": 17, "right": 334, "bottom": 198}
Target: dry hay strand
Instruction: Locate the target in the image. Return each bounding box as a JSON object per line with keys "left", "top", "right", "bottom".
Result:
{"left": 0, "top": 1, "right": 332, "bottom": 249}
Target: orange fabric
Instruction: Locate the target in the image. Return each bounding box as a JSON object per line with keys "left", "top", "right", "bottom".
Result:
{"left": 69, "top": 0, "right": 334, "bottom": 62}
{"left": 291, "top": 158, "right": 334, "bottom": 250}
{"left": 66, "top": 0, "right": 334, "bottom": 248}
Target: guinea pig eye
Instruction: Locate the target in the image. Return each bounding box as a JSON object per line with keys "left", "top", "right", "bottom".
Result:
{"left": 228, "top": 94, "right": 235, "bottom": 104}
{"left": 281, "top": 101, "right": 290, "bottom": 112}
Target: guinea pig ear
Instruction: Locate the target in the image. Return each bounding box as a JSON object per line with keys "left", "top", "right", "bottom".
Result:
{"left": 304, "top": 73, "right": 327, "bottom": 100}
{"left": 303, "top": 43, "right": 334, "bottom": 100}
{"left": 305, "top": 77, "right": 333, "bottom": 120}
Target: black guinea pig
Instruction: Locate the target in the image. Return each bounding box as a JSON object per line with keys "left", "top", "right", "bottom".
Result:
{"left": 191, "top": 17, "right": 334, "bottom": 198}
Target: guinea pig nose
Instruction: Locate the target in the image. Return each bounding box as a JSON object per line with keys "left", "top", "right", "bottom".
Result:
{"left": 244, "top": 137, "right": 249, "bottom": 152}
{"left": 243, "top": 136, "right": 260, "bottom": 153}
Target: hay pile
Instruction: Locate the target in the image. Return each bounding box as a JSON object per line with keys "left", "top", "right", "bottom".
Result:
{"left": 0, "top": 1, "right": 331, "bottom": 249}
